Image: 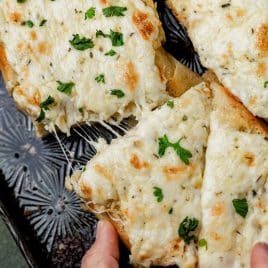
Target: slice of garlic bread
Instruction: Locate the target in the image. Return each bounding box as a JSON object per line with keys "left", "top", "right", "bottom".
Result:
{"left": 199, "top": 83, "right": 268, "bottom": 267}
{"left": 67, "top": 82, "right": 212, "bottom": 267}
{"left": 0, "top": 0, "right": 201, "bottom": 136}
{"left": 167, "top": 0, "right": 268, "bottom": 119}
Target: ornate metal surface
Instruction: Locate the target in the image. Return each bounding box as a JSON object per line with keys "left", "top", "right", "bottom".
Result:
{"left": 0, "top": 2, "right": 204, "bottom": 267}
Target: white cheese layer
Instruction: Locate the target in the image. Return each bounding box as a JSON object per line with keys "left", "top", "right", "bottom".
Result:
{"left": 0, "top": 0, "right": 167, "bottom": 134}
{"left": 199, "top": 112, "right": 268, "bottom": 268}
{"left": 74, "top": 83, "right": 212, "bottom": 267}
{"left": 168, "top": 0, "right": 268, "bottom": 119}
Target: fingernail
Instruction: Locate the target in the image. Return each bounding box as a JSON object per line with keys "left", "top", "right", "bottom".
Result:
{"left": 257, "top": 242, "right": 268, "bottom": 251}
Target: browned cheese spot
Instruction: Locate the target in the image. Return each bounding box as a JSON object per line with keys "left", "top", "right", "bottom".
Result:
{"left": 256, "top": 24, "right": 268, "bottom": 52}
{"left": 30, "top": 30, "right": 37, "bottom": 41}
{"left": 37, "top": 41, "right": 51, "bottom": 55}
{"left": 94, "top": 164, "right": 113, "bottom": 181}
{"left": 210, "top": 232, "right": 221, "bottom": 241}
{"left": 257, "top": 62, "right": 266, "bottom": 77}
{"left": 132, "top": 10, "right": 154, "bottom": 40}
{"left": 211, "top": 202, "right": 225, "bottom": 216}
{"left": 28, "top": 91, "right": 41, "bottom": 106}
{"left": 9, "top": 12, "right": 22, "bottom": 23}
{"left": 130, "top": 154, "right": 149, "bottom": 169}
{"left": 123, "top": 61, "right": 138, "bottom": 91}
{"left": 243, "top": 152, "right": 255, "bottom": 167}
{"left": 80, "top": 181, "right": 92, "bottom": 197}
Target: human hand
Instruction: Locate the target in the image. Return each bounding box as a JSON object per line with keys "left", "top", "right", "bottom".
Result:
{"left": 251, "top": 242, "right": 268, "bottom": 268}
{"left": 82, "top": 223, "right": 268, "bottom": 268}
{"left": 81, "top": 220, "right": 119, "bottom": 268}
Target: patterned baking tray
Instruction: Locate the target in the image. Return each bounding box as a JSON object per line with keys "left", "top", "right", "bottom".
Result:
{"left": 0, "top": 1, "right": 205, "bottom": 267}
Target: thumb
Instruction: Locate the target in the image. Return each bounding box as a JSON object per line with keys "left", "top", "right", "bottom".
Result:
{"left": 82, "top": 220, "right": 119, "bottom": 268}
{"left": 251, "top": 242, "right": 268, "bottom": 268}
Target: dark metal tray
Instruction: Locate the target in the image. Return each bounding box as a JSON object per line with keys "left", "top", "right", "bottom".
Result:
{"left": 0, "top": 1, "right": 204, "bottom": 267}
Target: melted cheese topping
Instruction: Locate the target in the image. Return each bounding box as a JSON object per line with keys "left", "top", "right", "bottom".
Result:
{"left": 168, "top": 0, "right": 268, "bottom": 119}
{"left": 0, "top": 0, "right": 167, "bottom": 134}
{"left": 72, "top": 83, "right": 212, "bottom": 267}
{"left": 200, "top": 112, "right": 268, "bottom": 267}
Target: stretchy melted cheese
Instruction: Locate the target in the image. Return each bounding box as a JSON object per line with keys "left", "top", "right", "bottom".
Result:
{"left": 68, "top": 83, "right": 212, "bottom": 267}
{"left": 199, "top": 83, "right": 268, "bottom": 268}
{"left": 0, "top": 0, "right": 167, "bottom": 135}
{"left": 167, "top": 0, "right": 268, "bottom": 119}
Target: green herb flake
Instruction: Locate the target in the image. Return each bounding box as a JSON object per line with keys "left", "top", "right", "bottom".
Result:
{"left": 198, "top": 239, "right": 208, "bottom": 250}
{"left": 178, "top": 217, "right": 199, "bottom": 244}
{"left": 36, "top": 109, "right": 45, "bottom": 122}
{"left": 109, "top": 30, "right": 124, "bottom": 46}
{"left": 167, "top": 100, "right": 174, "bottom": 109}
{"left": 232, "top": 198, "right": 248, "bottom": 218}
{"left": 57, "top": 81, "right": 75, "bottom": 95}
{"left": 39, "top": 19, "right": 47, "bottom": 27}
{"left": 39, "top": 96, "right": 55, "bottom": 110}
{"left": 153, "top": 187, "right": 164, "bottom": 202}
{"left": 69, "top": 34, "right": 94, "bottom": 51}
{"left": 102, "top": 6, "right": 127, "bottom": 17}
{"left": 17, "top": 0, "right": 27, "bottom": 3}
{"left": 22, "top": 20, "right": 34, "bottom": 28}
{"left": 96, "top": 29, "right": 124, "bottom": 47}
{"left": 264, "top": 81, "right": 268, "bottom": 88}
{"left": 78, "top": 107, "right": 84, "bottom": 113}
{"left": 105, "top": 49, "right": 117, "bottom": 56}
{"left": 168, "top": 208, "right": 173, "bottom": 214}
{"left": 96, "top": 30, "right": 107, "bottom": 38}
{"left": 158, "top": 134, "right": 192, "bottom": 165}
{"left": 85, "top": 7, "right": 96, "bottom": 20}
{"left": 95, "top": 74, "right": 105, "bottom": 84}
{"left": 110, "top": 89, "right": 125, "bottom": 98}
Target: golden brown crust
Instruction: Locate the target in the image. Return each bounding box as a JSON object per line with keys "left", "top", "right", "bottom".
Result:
{"left": 211, "top": 82, "right": 268, "bottom": 138}
{"left": 0, "top": 43, "right": 17, "bottom": 92}
{"left": 155, "top": 47, "right": 202, "bottom": 97}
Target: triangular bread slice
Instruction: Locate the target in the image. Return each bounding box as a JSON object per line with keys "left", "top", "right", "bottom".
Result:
{"left": 0, "top": 0, "right": 201, "bottom": 136}
{"left": 199, "top": 83, "right": 268, "bottom": 267}
{"left": 67, "top": 82, "right": 212, "bottom": 267}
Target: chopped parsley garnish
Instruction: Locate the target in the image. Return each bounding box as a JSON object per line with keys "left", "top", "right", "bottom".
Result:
{"left": 110, "top": 89, "right": 125, "bottom": 98}
{"left": 57, "top": 81, "right": 75, "bottom": 95}
{"left": 105, "top": 49, "right": 117, "bottom": 56}
{"left": 95, "top": 74, "right": 105, "bottom": 84}
{"left": 198, "top": 239, "right": 208, "bottom": 250}
{"left": 167, "top": 100, "right": 174, "bottom": 108}
{"left": 168, "top": 208, "right": 173, "bottom": 214}
{"left": 232, "top": 198, "right": 248, "bottom": 218}
{"left": 178, "top": 217, "right": 199, "bottom": 244}
{"left": 37, "top": 96, "right": 55, "bottom": 122}
{"left": 69, "top": 34, "right": 94, "bottom": 50}
{"left": 153, "top": 187, "right": 164, "bottom": 202}
{"left": 85, "top": 7, "right": 96, "bottom": 20}
{"left": 22, "top": 20, "right": 34, "bottom": 28}
{"left": 40, "top": 96, "right": 55, "bottom": 110}
{"left": 17, "top": 0, "right": 27, "bottom": 3}
{"left": 96, "top": 29, "right": 124, "bottom": 47}
{"left": 36, "top": 109, "right": 45, "bottom": 122}
{"left": 39, "top": 19, "right": 47, "bottom": 27}
{"left": 102, "top": 6, "right": 127, "bottom": 17}
{"left": 221, "top": 3, "right": 231, "bottom": 8}
{"left": 264, "top": 81, "right": 268, "bottom": 88}
{"left": 96, "top": 30, "right": 107, "bottom": 38}
{"left": 109, "top": 30, "right": 124, "bottom": 46}
{"left": 158, "top": 135, "right": 192, "bottom": 165}
{"left": 78, "top": 107, "right": 84, "bottom": 113}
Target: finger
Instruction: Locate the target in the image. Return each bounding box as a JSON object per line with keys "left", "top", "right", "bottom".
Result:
{"left": 81, "top": 220, "right": 119, "bottom": 268}
{"left": 251, "top": 242, "right": 268, "bottom": 268}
